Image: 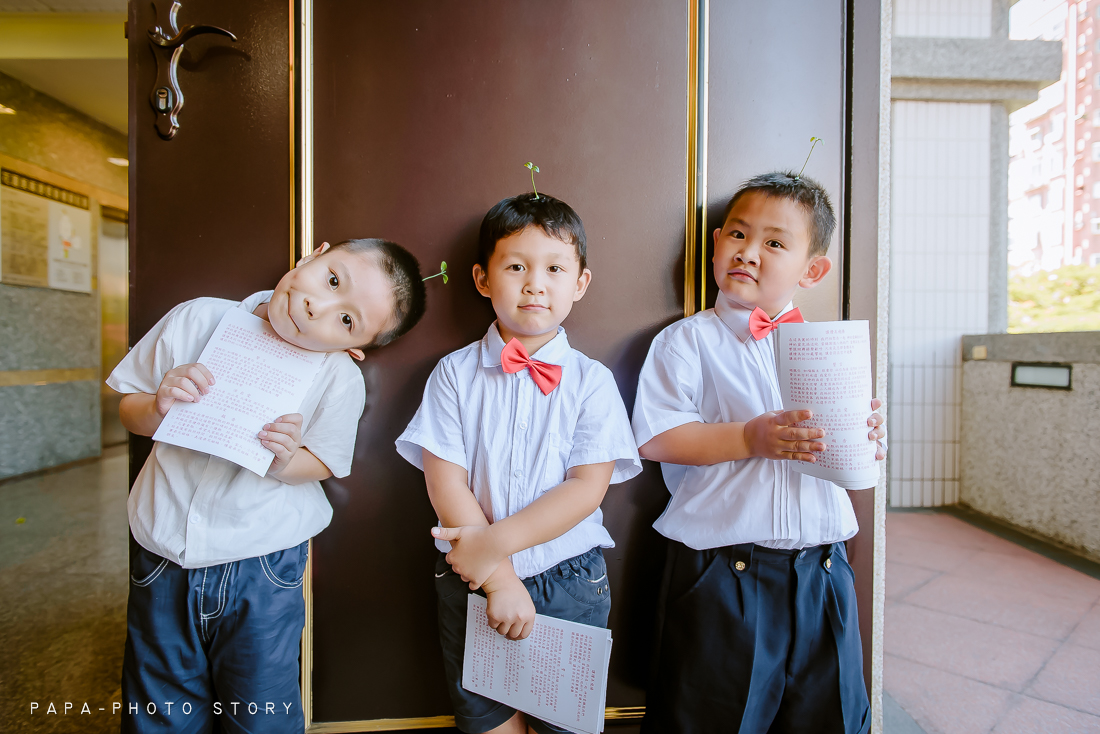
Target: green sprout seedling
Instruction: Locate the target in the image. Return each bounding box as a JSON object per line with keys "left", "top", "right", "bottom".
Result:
{"left": 796, "top": 137, "right": 821, "bottom": 180}
{"left": 525, "top": 161, "right": 541, "bottom": 199}
{"left": 423, "top": 261, "right": 448, "bottom": 284}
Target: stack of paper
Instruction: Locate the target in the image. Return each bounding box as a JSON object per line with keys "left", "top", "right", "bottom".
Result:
{"left": 463, "top": 594, "right": 613, "bottom": 734}
{"left": 776, "top": 320, "right": 879, "bottom": 490}
{"left": 152, "top": 307, "right": 326, "bottom": 476}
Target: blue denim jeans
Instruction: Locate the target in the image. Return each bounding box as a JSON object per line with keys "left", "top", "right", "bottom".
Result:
{"left": 121, "top": 538, "right": 308, "bottom": 733}
{"left": 435, "top": 546, "right": 611, "bottom": 734}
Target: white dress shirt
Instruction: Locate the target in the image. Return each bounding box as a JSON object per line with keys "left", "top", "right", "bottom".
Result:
{"left": 107, "top": 291, "right": 366, "bottom": 568}
{"left": 632, "top": 293, "right": 859, "bottom": 551}
{"left": 396, "top": 324, "right": 642, "bottom": 579}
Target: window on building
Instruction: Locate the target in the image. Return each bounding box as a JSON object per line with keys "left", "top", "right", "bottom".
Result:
{"left": 1075, "top": 210, "right": 1085, "bottom": 229}
{"left": 1091, "top": 141, "right": 1100, "bottom": 160}
{"left": 1090, "top": 218, "right": 1100, "bottom": 233}
{"left": 1093, "top": 181, "right": 1100, "bottom": 197}
{"left": 1091, "top": 252, "right": 1100, "bottom": 266}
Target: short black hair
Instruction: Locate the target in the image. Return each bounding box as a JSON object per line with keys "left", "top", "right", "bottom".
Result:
{"left": 324, "top": 238, "right": 427, "bottom": 348}
{"left": 722, "top": 171, "right": 836, "bottom": 257}
{"left": 478, "top": 192, "right": 587, "bottom": 271}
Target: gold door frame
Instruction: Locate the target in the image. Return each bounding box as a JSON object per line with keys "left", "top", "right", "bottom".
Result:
{"left": 290, "top": 1, "right": 712, "bottom": 730}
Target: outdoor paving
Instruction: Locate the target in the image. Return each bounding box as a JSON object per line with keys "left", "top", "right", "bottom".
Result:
{"left": 885, "top": 511, "right": 1100, "bottom": 733}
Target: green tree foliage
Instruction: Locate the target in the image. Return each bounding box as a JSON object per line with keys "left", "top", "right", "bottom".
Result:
{"left": 1008, "top": 264, "right": 1100, "bottom": 333}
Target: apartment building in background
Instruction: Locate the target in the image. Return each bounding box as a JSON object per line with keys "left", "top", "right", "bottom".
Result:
{"left": 1009, "top": 0, "right": 1100, "bottom": 273}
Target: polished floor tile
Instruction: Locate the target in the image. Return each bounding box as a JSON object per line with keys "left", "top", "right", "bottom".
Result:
{"left": 885, "top": 511, "right": 1100, "bottom": 734}
{"left": 0, "top": 447, "right": 129, "bottom": 734}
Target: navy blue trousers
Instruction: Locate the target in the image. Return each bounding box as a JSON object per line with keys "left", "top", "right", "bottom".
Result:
{"left": 435, "top": 547, "right": 612, "bottom": 734}
{"left": 121, "top": 538, "right": 308, "bottom": 733}
{"left": 642, "top": 541, "right": 870, "bottom": 734}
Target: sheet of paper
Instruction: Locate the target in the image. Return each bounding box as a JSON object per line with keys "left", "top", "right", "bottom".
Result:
{"left": 776, "top": 320, "right": 879, "bottom": 490}
{"left": 152, "top": 307, "right": 326, "bottom": 475}
{"left": 463, "top": 594, "right": 613, "bottom": 734}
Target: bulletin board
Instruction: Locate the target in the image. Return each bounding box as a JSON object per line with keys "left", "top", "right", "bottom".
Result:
{"left": 0, "top": 168, "right": 93, "bottom": 293}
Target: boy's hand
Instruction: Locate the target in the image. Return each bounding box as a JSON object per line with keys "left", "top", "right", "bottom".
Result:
{"left": 744, "top": 410, "right": 827, "bottom": 462}
{"left": 261, "top": 414, "right": 304, "bottom": 479}
{"left": 483, "top": 572, "right": 536, "bottom": 640}
{"left": 433, "top": 525, "right": 505, "bottom": 590}
{"left": 869, "top": 398, "right": 887, "bottom": 460}
{"left": 155, "top": 363, "right": 215, "bottom": 416}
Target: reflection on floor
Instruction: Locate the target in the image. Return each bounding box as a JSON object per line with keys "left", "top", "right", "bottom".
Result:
{"left": 885, "top": 510, "right": 1100, "bottom": 734}
{"left": 0, "top": 446, "right": 129, "bottom": 733}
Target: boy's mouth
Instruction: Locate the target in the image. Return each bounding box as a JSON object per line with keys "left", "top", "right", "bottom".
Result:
{"left": 728, "top": 268, "right": 757, "bottom": 283}
{"left": 519, "top": 303, "right": 548, "bottom": 311}
{"left": 287, "top": 299, "right": 302, "bottom": 332}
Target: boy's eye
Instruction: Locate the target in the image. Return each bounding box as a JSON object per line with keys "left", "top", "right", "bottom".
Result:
{"left": 507, "top": 264, "right": 524, "bottom": 272}
{"left": 548, "top": 265, "right": 563, "bottom": 273}
{"left": 766, "top": 240, "right": 783, "bottom": 249}
{"left": 328, "top": 272, "right": 339, "bottom": 288}
{"left": 340, "top": 314, "right": 353, "bottom": 329}
{"left": 731, "top": 230, "right": 745, "bottom": 239}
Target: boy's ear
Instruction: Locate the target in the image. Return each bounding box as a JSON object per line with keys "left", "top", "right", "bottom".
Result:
{"left": 296, "top": 241, "right": 330, "bottom": 268}
{"left": 472, "top": 263, "right": 492, "bottom": 298}
{"left": 346, "top": 347, "right": 365, "bottom": 361}
{"left": 712, "top": 227, "right": 723, "bottom": 246}
{"left": 572, "top": 268, "right": 593, "bottom": 302}
{"left": 798, "top": 255, "right": 832, "bottom": 289}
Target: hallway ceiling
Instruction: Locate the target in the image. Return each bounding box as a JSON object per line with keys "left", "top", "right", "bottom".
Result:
{"left": 0, "top": 9, "right": 127, "bottom": 132}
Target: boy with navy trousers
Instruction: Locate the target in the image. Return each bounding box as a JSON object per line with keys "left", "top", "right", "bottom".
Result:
{"left": 108, "top": 239, "right": 426, "bottom": 733}
{"left": 633, "top": 173, "right": 887, "bottom": 734}
{"left": 397, "top": 193, "right": 640, "bottom": 734}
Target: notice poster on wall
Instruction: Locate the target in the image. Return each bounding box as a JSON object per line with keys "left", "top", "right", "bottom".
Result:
{"left": 0, "top": 169, "right": 93, "bottom": 293}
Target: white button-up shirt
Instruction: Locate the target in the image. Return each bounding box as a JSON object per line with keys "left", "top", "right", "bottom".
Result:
{"left": 396, "top": 324, "right": 642, "bottom": 579}
{"left": 107, "top": 291, "right": 366, "bottom": 568}
{"left": 632, "top": 293, "right": 859, "bottom": 551}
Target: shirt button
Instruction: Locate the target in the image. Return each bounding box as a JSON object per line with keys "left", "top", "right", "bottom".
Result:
{"left": 514, "top": 469, "right": 522, "bottom": 478}
{"left": 189, "top": 515, "right": 200, "bottom": 524}
{"left": 519, "top": 421, "right": 528, "bottom": 430}
{"left": 734, "top": 561, "right": 746, "bottom": 571}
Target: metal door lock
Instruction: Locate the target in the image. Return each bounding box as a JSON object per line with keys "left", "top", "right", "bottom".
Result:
{"left": 147, "top": 1, "right": 237, "bottom": 140}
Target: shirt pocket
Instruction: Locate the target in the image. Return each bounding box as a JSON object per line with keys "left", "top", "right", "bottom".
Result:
{"left": 544, "top": 433, "right": 573, "bottom": 486}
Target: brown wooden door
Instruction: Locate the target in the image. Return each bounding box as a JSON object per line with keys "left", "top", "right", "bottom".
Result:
{"left": 308, "top": 2, "right": 689, "bottom": 726}
{"left": 127, "top": 0, "right": 293, "bottom": 480}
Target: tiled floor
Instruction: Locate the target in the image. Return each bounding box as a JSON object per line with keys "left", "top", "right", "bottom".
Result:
{"left": 5, "top": 454, "right": 1099, "bottom": 734}
{"left": 0, "top": 446, "right": 129, "bottom": 733}
{"left": 885, "top": 511, "right": 1100, "bottom": 734}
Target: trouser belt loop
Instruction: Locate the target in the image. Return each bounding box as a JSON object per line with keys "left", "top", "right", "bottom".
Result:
{"left": 729, "top": 543, "right": 754, "bottom": 573}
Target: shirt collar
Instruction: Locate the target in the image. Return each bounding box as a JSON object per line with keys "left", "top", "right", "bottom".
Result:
{"left": 238, "top": 290, "right": 274, "bottom": 313}
{"left": 481, "top": 322, "right": 570, "bottom": 368}
{"left": 713, "top": 291, "right": 796, "bottom": 344}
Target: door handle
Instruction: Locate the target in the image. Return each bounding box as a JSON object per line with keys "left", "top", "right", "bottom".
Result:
{"left": 147, "top": 1, "right": 237, "bottom": 140}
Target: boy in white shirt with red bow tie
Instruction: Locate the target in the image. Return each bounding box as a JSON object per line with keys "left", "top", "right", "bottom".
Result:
{"left": 396, "top": 192, "right": 640, "bottom": 734}
{"left": 633, "top": 172, "right": 887, "bottom": 734}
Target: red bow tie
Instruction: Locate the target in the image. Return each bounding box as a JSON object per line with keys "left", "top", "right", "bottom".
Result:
{"left": 748, "top": 307, "right": 804, "bottom": 340}
{"left": 500, "top": 338, "right": 562, "bottom": 395}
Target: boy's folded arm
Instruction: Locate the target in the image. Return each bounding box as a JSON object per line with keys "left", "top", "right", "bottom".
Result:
{"left": 640, "top": 410, "right": 827, "bottom": 466}
{"left": 423, "top": 448, "right": 490, "bottom": 529}
{"left": 434, "top": 461, "right": 616, "bottom": 590}
{"left": 640, "top": 421, "right": 751, "bottom": 465}
{"left": 267, "top": 446, "right": 332, "bottom": 484}
{"left": 488, "top": 460, "right": 615, "bottom": 556}
{"left": 119, "top": 392, "right": 165, "bottom": 436}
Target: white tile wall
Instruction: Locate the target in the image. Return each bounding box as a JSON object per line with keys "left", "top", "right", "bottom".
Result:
{"left": 890, "top": 101, "right": 992, "bottom": 507}
{"left": 894, "top": 0, "right": 993, "bottom": 38}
